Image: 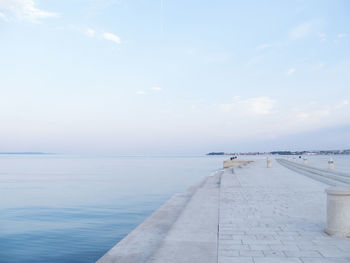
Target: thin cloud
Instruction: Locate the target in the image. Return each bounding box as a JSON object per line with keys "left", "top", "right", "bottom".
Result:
{"left": 244, "top": 97, "right": 275, "bottom": 115}
{"left": 318, "top": 32, "right": 327, "bottom": 42}
{"left": 256, "top": 44, "right": 271, "bottom": 51}
{"left": 85, "top": 29, "right": 95, "bottom": 38}
{"left": 335, "top": 100, "right": 349, "bottom": 109}
{"left": 246, "top": 55, "right": 264, "bottom": 67}
{"left": 289, "top": 22, "right": 312, "bottom": 40}
{"left": 136, "top": 90, "right": 146, "bottom": 95}
{"left": 219, "top": 103, "right": 234, "bottom": 112}
{"left": 338, "top": 33, "right": 347, "bottom": 38}
{"left": 103, "top": 32, "right": 121, "bottom": 44}
{"left": 287, "top": 68, "right": 296, "bottom": 76}
{"left": 308, "top": 101, "right": 317, "bottom": 105}
{"left": 219, "top": 96, "right": 276, "bottom": 115}
{"left": 151, "top": 87, "right": 162, "bottom": 92}
{"left": 295, "top": 110, "right": 330, "bottom": 122}
{"left": 0, "top": 0, "right": 59, "bottom": 23}
{"left": 0, "top": 11, "right": 8, "bottom": 21}
{"left": 160, "top": 0, "right": 164, "bottom": 33}
{"left": 296, "top": 112, "right": 310, "bottom": 121}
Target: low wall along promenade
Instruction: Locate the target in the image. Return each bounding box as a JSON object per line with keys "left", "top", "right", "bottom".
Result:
{"left": 97, "top": 158, "right": 350, "bottom": 263}
{"left": 223, "top": 159, "right": 253, "bottom": 168}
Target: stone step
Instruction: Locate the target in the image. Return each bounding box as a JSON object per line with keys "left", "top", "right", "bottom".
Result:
{"left": 277, "top": 159, "right": 350, "bottom": 186}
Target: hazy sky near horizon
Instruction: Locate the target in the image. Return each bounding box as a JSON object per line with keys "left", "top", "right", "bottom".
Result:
{"left": 1, "top": 0, "right": 350, "bottom": 154}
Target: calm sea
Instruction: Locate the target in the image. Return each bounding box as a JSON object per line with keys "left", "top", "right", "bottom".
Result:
{"left": 0, "top": 154, "right": 227, "bottom": 263}
{"left": 1, "top": 154, "right": 349, "bottom": 263}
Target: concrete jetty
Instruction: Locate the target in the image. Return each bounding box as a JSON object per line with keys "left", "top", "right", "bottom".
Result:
{"left": 223, "top": 159, "right": 253, "bottom": 168}
{"left": 98, "top": 159, "right": 350, "bottom": 263}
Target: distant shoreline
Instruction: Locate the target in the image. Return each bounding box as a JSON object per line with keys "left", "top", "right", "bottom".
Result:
{"left": 0, "top": 152, "right": 50, "bottom": 155}
{"left": 207, "top": 150, "right": 350, "bottom": 156}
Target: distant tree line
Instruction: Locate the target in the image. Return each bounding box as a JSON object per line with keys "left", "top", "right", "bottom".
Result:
{"left": 207, "top": 152, "right": 225, "bottom": 155}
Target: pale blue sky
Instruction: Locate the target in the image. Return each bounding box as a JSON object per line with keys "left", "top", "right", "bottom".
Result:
{"left": 1, "top": 0, "right": 350, "bottom": 154}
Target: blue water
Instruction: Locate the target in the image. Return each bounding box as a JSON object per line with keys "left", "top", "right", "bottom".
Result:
{"left": 0, "top": 155, "right": 227, "bottom": 263}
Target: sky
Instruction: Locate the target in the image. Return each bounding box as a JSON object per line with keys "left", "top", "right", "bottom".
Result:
{"left": 0, "top": 0, "right": 350, "bottom": 154}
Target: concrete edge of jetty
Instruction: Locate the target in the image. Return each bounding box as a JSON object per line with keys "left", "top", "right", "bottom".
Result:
{"left": 97, "top": 160, "right": 253, "bottom": 263}
{"left": 97, "top": 173, "right": 215, "bottom": 263}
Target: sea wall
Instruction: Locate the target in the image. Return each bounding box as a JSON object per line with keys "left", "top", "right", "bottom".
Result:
{"left": 97, "top": 174, "right": 218, "bottom": 263}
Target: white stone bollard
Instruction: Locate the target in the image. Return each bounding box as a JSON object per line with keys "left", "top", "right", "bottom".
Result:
{"left": 325, "top": 188, "right": 350, "bottom": 237}
{"left": 328, "top": 158, "right": 334, "bottom": 170}
{"left": 267, "top": 157, "right": 272, "bottom": 168}
{"left": 303, "top": 158, "right": 308, "bottom": 164}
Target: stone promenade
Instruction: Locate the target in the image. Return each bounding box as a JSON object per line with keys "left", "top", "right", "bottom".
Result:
{"left": 218, "top": 160, "right": 350, "bottom": 263}
{"left": 98, "top": 159, "right": 350, "bottom": 263}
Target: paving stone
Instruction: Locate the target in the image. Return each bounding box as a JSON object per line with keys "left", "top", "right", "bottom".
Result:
{"left": 284, "top": 250, "right": 323, "bottom": 257}
{"left": 262, "top": 250, "right": 285, "bottom": 257}
{"left": 319, "top": 250, "right": 350, "bottom": 258}
{"left": 253, "top": 257, "right": 302, "bottom": 263}
{"left": 239, "top": 249, "right": 264, "bottom": 257}
{"left": 249, "top": 245, "right": 270, "bottom": 250}
{"left": 219, "top": 257, "right": 254, "bottom": 263}
{"left": 218, "top": 250, "right": 239, "bottom": 257}
{"left": 219, "top": 244, "right": 249, "bottom": 250}
{"left": 269, "top": 244, "right": 300, "bottom": 251}
{"left": 300, "top": 258, "right": 350, "bottom": 263}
